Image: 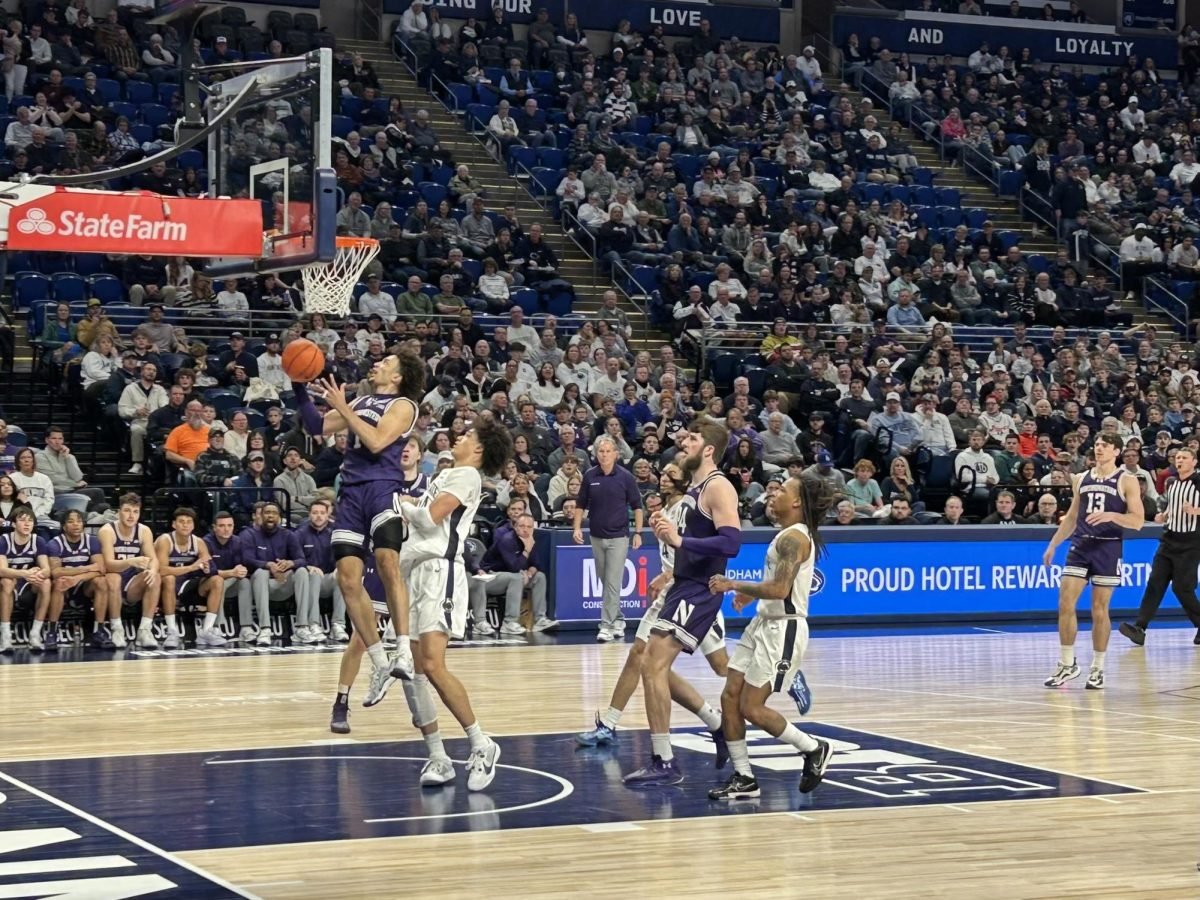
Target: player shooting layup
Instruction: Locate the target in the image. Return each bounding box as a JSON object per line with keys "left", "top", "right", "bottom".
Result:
{"left": 708, "top": 476, "right": 833, "bottom": 800}
{"left": 626, "top": 419, "right": 742, "bottom": 786}
{"left": 576, "top": 461, "right": 730, "bottom": 760}
{"left": 393, "top": 418, "right": 513, "bottom": 791}
{"left": 293, "top": 351, "right": 427, "bottom": 704}
{"left": 1042, "top": 433, "right": 1144, "bottom": 690}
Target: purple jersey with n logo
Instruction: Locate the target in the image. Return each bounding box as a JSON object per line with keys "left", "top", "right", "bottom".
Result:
{"left": 671, "top": 471, "right": 734, "bottom": 590}
{"left": 340, "top": 395, "right": 417, "bottom": 486}
{"left": 1073, "top": 468, "right": 1127, "bottom": 541}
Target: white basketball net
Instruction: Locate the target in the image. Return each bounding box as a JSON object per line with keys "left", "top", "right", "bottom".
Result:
{"left": 300, "top": 239, "right": 381, "bottom": 318}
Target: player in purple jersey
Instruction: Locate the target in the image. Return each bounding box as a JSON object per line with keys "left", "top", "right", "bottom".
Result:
{"left": 36, "top": 510, "right": 106, "bottom": 651}
{"left": 1042, "top": 433, "right": 1144, "bottom": 690}
{"left": 155, "top": 508, "right": 227, "bottom": 648}
{"left": 293, "top": 350, "right": 427, "bottom": 706}
{"left": 330, "top": 436, "right": 429, "bottom": 733}
{"left": 0, "top": 506, "right": 50, "bottom": 654}
{"left": 626, "top": 419, "right": 742, "bottom": 786}
{"left": 100, "top": 493, "right": 163, "bottom": 650}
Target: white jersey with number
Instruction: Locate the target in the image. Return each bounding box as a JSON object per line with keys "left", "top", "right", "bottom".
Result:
{"left": 659, "top": 496, "right": 689, "bottom": 572}
{"left": 398, "top": 466, "right": 482, "bottom": 568}
{"left": 759, "top": 522, "right": 814, "bottom": 619}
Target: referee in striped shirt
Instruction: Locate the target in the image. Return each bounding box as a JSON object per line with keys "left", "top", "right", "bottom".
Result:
{"left": 1120, "top": 446, "right": 1200, "bottom": 646}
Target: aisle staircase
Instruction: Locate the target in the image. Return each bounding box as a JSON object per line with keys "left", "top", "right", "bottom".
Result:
{"left": 338, "top": 37, "right": 661, "bottom": 346}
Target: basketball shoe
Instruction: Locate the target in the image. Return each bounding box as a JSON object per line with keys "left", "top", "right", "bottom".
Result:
{"left": 708, "top": 772, "right": 761, "bottom": 801}
{"left": 1043, "top": 661, "right": 1081, "bottom": 687}
{"left": 420, "top": 757, "right": 456, "bottom": 787}
{"left": 799, "top": 739, "right": 832, "bottom": 793}
{"left": 390, "top": 643, "right": 415, "bottom": 682}
{"left": 576, "top": 715, "right": 617, "bottom": 747}
{"left": 363, "top": 665, "right": 396, "bottom": 707}
{"left": 109, "top": 625, "right": 127, "bottom": 649}
{"left": 196, "top": 627, "right": 227, "bottom": 648}
{"left": 623, "top": 756, "right": 683, "bottom": 786}
{"left": 162, "top": 627, "right": 182, "bottom": 650}
{"left": 466, "top": 740, "right": 500, "bottom": 791}
{"left": 1118, "top": 622, "right": 1146, "bottom": 646}
{"left": 135, "top": 626, "right": 157, "bottom": 649}
{"left": 1086, "top": 668, "right": 1104, "bottom": 690}
{"left": 330, "top": 697, "right": 350, "bottom": 734}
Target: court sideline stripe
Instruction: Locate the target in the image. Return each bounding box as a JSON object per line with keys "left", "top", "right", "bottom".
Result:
{"left": 0, "top": 770, "right": 261, "bottom": 900}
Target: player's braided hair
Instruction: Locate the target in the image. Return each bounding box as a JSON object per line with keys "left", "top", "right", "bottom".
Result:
{"left": 794, "top": 476, "right": 833, "bottom": 561}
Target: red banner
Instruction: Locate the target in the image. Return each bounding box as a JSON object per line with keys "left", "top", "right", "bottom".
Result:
{"left": 5, "top": 188, "right": 265, "bottom": 257}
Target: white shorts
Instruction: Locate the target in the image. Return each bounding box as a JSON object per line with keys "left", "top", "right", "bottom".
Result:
{"left": 406, "top": 558, "right": 468, "bottom": 638}
{"left": 728, "top": 615, "right": 809, "bottom": 692}
{"left": 635, "top": 586, "right": 728, "bottom": 657}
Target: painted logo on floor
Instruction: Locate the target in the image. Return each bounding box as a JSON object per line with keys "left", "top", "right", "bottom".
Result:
{"left": 0, "top": 772, "right": 253, "bottom": 898}
{"left": 0, "top": 726, "right": 1141, "bottom": 852}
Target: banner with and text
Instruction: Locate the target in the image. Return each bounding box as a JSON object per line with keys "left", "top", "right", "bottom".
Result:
{"left": 832, "top": 11, "right": 1178, "bottom": 68}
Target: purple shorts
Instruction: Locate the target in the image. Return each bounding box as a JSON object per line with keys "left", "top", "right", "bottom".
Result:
{"left": 651, "top": 580, "right": 724, "bottom": 654}
{"left": 1063, "top": 538, "right": 1122, "bottom": 587}
{"left": 333, "top": 480, "right": 403, "bottom": 555}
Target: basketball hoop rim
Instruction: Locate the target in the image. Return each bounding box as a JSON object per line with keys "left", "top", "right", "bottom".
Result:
{"left": 334, "top": 237, "right": 379, "bottom": 250}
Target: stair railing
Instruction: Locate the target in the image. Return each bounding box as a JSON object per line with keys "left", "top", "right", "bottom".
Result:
{"left": 1142, "top": 275, "right": 1190, "bottom": 334}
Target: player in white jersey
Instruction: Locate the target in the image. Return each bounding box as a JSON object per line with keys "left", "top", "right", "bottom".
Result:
{"left": 576, "top": 463, "right": 730, "bottom": 761}
{"left": 392, "top": 418, "right": 513, "bottom": 791}
{"left": 707, "top": 476, "right": 833, "bottom": 800}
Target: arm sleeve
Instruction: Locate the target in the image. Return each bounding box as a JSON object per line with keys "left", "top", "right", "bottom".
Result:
{"left": 680, "top": 525, "right": 742, "bottom": 559}
{"left": 291, "top": 382, "right": 326, "bottom": 436}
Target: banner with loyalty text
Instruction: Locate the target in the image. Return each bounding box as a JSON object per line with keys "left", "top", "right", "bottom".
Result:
{"left": 832, "top": 11, "right": 1179, "bottom": 69}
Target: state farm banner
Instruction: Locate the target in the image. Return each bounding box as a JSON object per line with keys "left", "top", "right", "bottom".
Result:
{"left": 3, "top": 187, "right": 265, "bottom": 257}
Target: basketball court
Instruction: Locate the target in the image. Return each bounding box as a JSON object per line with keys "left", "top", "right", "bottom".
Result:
{"left": 1, "top": 623, "right": 1197, "bottom": 898}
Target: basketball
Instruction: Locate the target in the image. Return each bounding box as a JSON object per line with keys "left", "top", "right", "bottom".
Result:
{"left": 281, "top": 337, "right": 326, "bottom": 383}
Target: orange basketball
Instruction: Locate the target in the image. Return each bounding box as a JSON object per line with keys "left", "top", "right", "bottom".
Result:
{"left": 282, "top": 337, "right": 326, "bottom": 383}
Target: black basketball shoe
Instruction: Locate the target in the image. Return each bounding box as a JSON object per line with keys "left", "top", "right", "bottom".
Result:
{"left": 708, "top": 772, "right": 761, "bottom": 801}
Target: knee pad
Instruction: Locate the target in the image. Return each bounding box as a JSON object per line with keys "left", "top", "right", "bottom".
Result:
{"left": 372, "top": 517, "right": 406, "bottom": 553}
{"left": 402, "top": 674, "right": 438, "bottom": 728}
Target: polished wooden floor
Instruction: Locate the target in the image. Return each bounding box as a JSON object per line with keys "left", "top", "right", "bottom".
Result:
{"left": 2, "top": 624, "right": 1199, "bottom": 899}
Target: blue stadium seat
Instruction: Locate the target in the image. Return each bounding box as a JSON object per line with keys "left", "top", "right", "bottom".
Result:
{"left": 158, "top": 83, "right": 179, "bottom": 106}
{"left": 419, "top": 181, "right": 448, "bottom": 208}
{"left": 141, "top": 104, "right": 171, "bottom": 129}
{"left": 914, "top": 206, "right": 939, "bottom": 229}
{"left": 998, "top": 170, "right": 1023, "bottom": 196}
{"left": 511, "top": 287, "right": 539, "bottom": 315}
{"left": 177, "top": 149, "right": 204, "bottom": 171}
{"left": 529, "top": 166, "right": 558, "bottom": 196}
{"left": 629, "top": 265, "right": 658, "bottom": 297}
{"left": 964, "top": 208, "right": 988, "bottom": 229}
{"left": 886, "top": 185, "right": 911, "bottom": 204}
{"left": 858, "top": 183, "right": 886, "bottom": 204}
{"left": 936, "top": 206, "right": 963, "bottom": 227}
{"left": 543, "top": 290, "right": 573, "bottom": 317}
{"left": 507, "top": 145, "right": 536, "bottom": 175}
{"left": 72, "top": 254, "right": 106, "bottom": 277}
{"left": 460, "top": 259, "right": 481, "bottom": 282}
{"left": 447, "top": 83, "right": 474, "bottom": 111}
{"left": 911, "top": 168, "right": 936, "bottom": 186}
{"left": 709, "top": 353, "right": 740, "bottom": 388}
{"left": 131, "top": 124, "right": 153, "bottom": 144}
{"left": 537, "top": 147, "right": 566, "bottom": 170}
{"left": 430, "top": 165, "right": 454, "bottom": 186}
{"left": 339, "top": 97, "right": 363, "bottom": 120}
{"left": 912, "top": 186, "right": 937, "bottom": 206}
{"left": 13, "top": 273, "right": 50, "bottom": 310}
{"left": 126, "top": 81, "right": 153, "bottom": 104}
{"left": 936, "top": 187, "right": 962, "bottom": 207}
{"left": 742, "top": 366, "right": 767, "bottom": 397}
{"left": 329, "top": 114, "right": 354, "bottom": 138}
{"left": 88, "top": 274, "right": 124, "bottom": 305}
{"left": 110, "top": 101, "right": 137, "bottom": 121}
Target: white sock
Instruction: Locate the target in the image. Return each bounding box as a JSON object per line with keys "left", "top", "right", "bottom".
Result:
{"left": 1060, "top": 645, "right": 1075, "bottom": 666}
{"left": 203, "top": 613, "right": 217, "bottom": 630}
{"left": 109, "top": 617, "right": 122, "bottom": 632}
{"left": 30, "top": 620, "right": 43, "bottom": 638}
{"left": 1092, "top": 651, "right": 1106, "bottom": 670}
{"left": 778, "top": 723, "right": 819, "bottom": 754}
{"left": 337, "top": 683, "right": 351, "bottom": 695}
{"left": 366, "top": 642, "right": 388, "bottom": 668}
{"left": 696, "top": 702, "right": 722, "bottom": 731}
{"left": 0, "top": 623, "right": 9, "bottom": 637}
{"left": 397, "top": 633, "right": 410, "bottom": 649}
{"left": 465, "top": 722, "right": 489, "bottom": 752}
{"left": 165, "top": 615, "right": 178, "bottom": 630}
{"left": 139, "top": 616, "right": 152, "bottom": 629}
{"left": 94, "top": 620, "right": 104, "bottom": 633}
{"left": 600, "top": 705, "right": 623, "bottom": 730}
{"left": 728, "top": 739, "right": 752, "bottom": 777}
{"left": 650, "top": 732, "right": 674, "bottom": 762}
{"left": 424, "top": 729, "right": 449, "bottom": 761}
